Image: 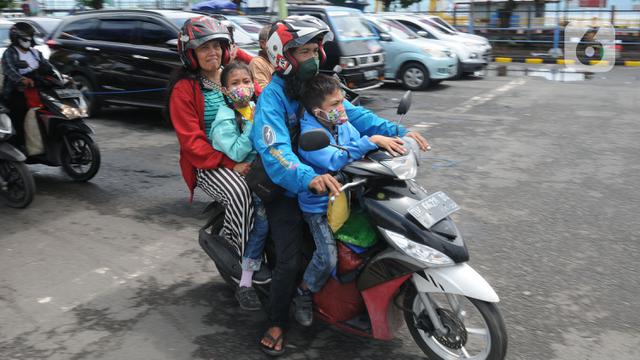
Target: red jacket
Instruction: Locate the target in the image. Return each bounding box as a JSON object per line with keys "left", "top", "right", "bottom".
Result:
{"left": 170, "top": 78, "right": 236, "bottom": 201}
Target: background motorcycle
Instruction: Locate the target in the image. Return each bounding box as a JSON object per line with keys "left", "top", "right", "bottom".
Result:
{"left": 17, "top": 61, "right": 100, "bottom": 182}
{"left": 199, "top": 92, "right": 508, "bottom": 359}
{"left": 0, "top": 105, "right": 35, "bottom": 208}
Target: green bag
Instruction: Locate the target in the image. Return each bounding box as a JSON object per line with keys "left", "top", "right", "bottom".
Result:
{"left": 335, "top": 211, "right": 378, "bottom": 248}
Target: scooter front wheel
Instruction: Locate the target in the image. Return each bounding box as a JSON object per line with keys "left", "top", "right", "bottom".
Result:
{"left": 0, "top": 160, "right": 35, "bottom": 208}
{"left": 404, "top": 285, "right": 507, "bottom": 360}
{"left": 61, "top": 132, "right": 100, "bottom": 182}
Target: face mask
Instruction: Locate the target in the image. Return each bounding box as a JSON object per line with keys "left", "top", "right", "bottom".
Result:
{"left": 315, "top": 105, "right": 348, "bottom": 126}
{"left": 297, "top": 57, "right": 319, "bottom": 81}
{"left": 227, "top": 85, "right": 254, "bottom": 106}
{"left": 18, "top": 38, "right": 31, "bottom": 49}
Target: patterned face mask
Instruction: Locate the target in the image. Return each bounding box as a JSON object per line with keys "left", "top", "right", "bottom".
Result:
{"left": 227, "top": 85, "right": 254, "bottom": 106}
{"left": 315, "top": 104, "right": 348, "bottom": 125}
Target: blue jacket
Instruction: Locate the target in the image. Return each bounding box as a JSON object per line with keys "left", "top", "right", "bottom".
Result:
{"left": 208, "top": 103, "right": 256, "bottom": 163}
{"left": 251, "top": 74, "right": 407, "bottom": 197}
{"left": 297, "top": 114, "right": 378, "bottom": 213}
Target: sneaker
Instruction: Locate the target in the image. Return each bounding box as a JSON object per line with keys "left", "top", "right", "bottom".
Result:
{"left": 293, "top": 289, "right": 313, "bottom": 327}
{"left": 235, "top": 286, "right": 262, "bottom": 311}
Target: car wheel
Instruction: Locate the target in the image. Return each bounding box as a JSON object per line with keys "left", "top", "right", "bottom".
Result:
{"left": 72, "top": 74, "right": 101, "bottom": 115}
{"left": 400, "top": 63, "right": 430, "bottom": 91}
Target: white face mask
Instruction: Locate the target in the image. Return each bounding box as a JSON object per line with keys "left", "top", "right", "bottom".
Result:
{"left": 18, "top": 39, "right": 31, "bottom": 49}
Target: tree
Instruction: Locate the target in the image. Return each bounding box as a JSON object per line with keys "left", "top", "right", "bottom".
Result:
{"left": 0, "top": 0, "right": 13, "bottom": 10}
{"left": 80, "top": 0, "right": 104, "bottom": 10}
{"left": 382, "top": 0, "right": 422, "bottom": 11}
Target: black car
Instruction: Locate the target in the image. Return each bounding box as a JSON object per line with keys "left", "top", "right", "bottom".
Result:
{"left": 47, "top": 10, "right": 258, "bottom": 114}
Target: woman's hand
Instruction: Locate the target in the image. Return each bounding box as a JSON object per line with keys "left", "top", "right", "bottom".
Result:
{"left": 308, "top": 174, "right": 342, "bottom": 197}
{"left": 20, "top": 77, "right": 34, "bottom": 87}
{"left": 370, "top": 135, "right": 406, "bottom": 156}
{"left": 405, "top": 131, "right": 431, "bottom": 151}
{"left": 233, "top": 162, "right": 252, "bottom": 176}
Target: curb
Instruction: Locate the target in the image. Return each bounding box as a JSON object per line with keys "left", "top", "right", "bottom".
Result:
{"left": 492, "top": 57, "right": 640, "bottom": 67}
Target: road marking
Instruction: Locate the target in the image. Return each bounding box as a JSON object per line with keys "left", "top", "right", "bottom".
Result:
{"left": 525, "top": 58, "right": 544, "bottom": 64}
{"left": 453, "top": 78, "right": 527, "bottom": 114}
{"left": 557, "top": 59, "right": 576, "bottom": 65}
{"left": 495, "top": 57, "right": 512, "bottom": 63}
{"left": 625, "top": 61, "right": 640, "bottom": 67}
{"left": 37, "top": 297, "right": 52, "bottom": 304}
{"left": 589, "top": 60, "right": 610, "bottom": 66}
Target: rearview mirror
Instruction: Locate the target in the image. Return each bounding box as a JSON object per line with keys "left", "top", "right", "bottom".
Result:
{"left": 379, "top": 32, "right": 392, "bottom": 42}
{"left": 417, "top": 30, "right": 428, "bottom": 38}
{"left": 299, "top": 129, "right": 331, "bottom": 152}
{"left": 397, "top": 90, "right": 412, "bottom": 115}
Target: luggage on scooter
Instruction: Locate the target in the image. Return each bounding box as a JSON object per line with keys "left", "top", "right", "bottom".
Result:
{"left": 334, "top": 211, "right": 378, "bottom": 248}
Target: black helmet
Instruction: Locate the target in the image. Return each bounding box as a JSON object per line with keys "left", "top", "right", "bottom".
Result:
{"left": 9, "top": 22, "right": 36, "bottom": 48}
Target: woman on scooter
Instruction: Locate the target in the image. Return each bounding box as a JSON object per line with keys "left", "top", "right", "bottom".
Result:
{"left": 1, "top": 22, "right": 53, "bottom": 148}
{"left": 251, "top": 15, "right": 430, "bottom": 356}
{"left": 168, "top": 17, "right": 255, "bottom": 272}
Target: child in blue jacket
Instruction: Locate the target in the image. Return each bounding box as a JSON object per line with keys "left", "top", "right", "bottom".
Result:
{"left": 208, "top": 61, "right": 268, "bottom": 311}
{"left": 295, "top": 74, "right": 404, "bottom": 324}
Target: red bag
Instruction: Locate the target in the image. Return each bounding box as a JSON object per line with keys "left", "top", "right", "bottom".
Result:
{"left": 337, "top": 242, "right": 363, "bottom": 275}
{"left": 24, "top": 87, "right": 43, "bottom": 109}
{"left": 314, "top": 278, "right": 365, "bottom": 322}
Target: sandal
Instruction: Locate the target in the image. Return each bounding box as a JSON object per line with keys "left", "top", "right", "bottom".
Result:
{"left": 259, "top": 328, "right": 285, "bottom": 357}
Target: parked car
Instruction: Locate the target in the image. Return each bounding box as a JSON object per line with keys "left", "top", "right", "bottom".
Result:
{"left": 415, "top": 14, "right": 491, "bottom": 47}
{"left": 363, "top": 16, "right": 457, "bottom": 90}
{"left": 0, "top": 19, "right": 51, "bottom": 60}
{"left": 226, "top": 15, "right": 265, "bottom": 41}
{"left": 380, "top": 13, "right": 491, "bottom": 77}
{"left": 288, "top": 5, "right": 384, "bottom": 91}
{"left": 47, "top": 10, "right": 258, "bottom": 114}
{"left": 9, "top": 17, "right": 62, "bottom": 38}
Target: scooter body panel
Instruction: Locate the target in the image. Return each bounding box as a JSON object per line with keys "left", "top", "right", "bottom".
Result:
{"left": 360, "top": 274, "right": 412, "bottom": 340}
{"left": 413, "top": 263, "right": 500, "bottom": 303}
{"left": 0, "top": 142, "right": 26, "bottom": 162}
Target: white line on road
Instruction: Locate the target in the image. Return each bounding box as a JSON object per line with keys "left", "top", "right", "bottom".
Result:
{"left": 453, "top": 78, "right": 527, "bottom": 114}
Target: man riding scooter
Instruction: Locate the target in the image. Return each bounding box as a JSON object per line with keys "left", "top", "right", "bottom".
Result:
{"left": 1, "top": 22, "right": 53, "bottom": 150}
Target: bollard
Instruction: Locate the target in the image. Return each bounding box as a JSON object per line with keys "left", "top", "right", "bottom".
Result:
{"left": 497, "top": 65, "right": 507, "bottom": 76}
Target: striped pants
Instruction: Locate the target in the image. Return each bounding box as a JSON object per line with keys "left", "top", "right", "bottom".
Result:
{"left": 196, "top": 167, "right": 254, "bottom": 257}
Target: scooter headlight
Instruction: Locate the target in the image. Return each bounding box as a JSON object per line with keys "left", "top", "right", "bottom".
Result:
{"left": 0, "top": 113, "right": 14, "bottom": 140}
{"left": 381, "top": 152, "right": 417, "bottom": 180}
{"left": 381, "top": 228, "right": 454, "bottom": 267}
{"left": 60, "top": 104, "right": 84, "bottom": 119}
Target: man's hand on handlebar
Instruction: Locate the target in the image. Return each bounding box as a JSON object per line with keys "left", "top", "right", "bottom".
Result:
{"left": 20, "top": 77, "right": 34, "bottom": 88}
{"left": 308, "top": 174, "right": 342, "bottom": 197}
{"left": 370, "top": 135, "right": 406, "bottom": 156}
{"left": 405, "top": 131, "right": 431, "bottom": 151}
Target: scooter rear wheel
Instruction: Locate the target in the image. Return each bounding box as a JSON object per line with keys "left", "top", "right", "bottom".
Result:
{"left": 61, "top": 132, "right": 100, "bottom": 182}
{"left": 0, "top": 160, "right": 35, "bottom": 208}
{"left": 403, "top": 285, "right": 507, "bottom": 360}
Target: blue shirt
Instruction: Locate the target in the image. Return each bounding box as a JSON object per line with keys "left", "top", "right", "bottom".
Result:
{"left": 251, "top": 74, "right": 407, "bottom": 198}
{"left": 297, "top": 114, "right": 378, "bottom": 213}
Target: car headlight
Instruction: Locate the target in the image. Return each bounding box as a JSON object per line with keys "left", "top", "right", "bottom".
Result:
{"left": 0, "top": 113, "right": 14, "bottom": 140}
{"left": 381, "top": 152, "right": 417, "bottom": 180}
{"left": 423, "top": 48, "right": 446, "bottom": 58}
{"left": 381, "top": 228, "right": 455, "bottom": 267}
{"left": 340, "top": 57, "right": 357, "bottom": 68}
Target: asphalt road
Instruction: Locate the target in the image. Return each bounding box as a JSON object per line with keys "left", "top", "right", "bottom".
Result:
{"left": 1, "top": 65, "right": 639, "bottom": 360}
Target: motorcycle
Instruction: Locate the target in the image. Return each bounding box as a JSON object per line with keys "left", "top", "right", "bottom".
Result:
{"left": 198, "top": 92, "right": 507, "bottom": 359}
{"left": 16, "top": 61, "right": 100, "bottom": 182}
{"left": 0, "top": 105, "right": 35, "bottom": 208}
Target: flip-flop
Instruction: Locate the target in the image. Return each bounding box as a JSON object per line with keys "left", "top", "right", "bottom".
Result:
{"left": 259, "top": 330, "right": 285, "bottom": 357}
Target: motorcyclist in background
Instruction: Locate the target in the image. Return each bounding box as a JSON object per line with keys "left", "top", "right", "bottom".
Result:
{"left": 1, "top": 22, "right": 53, "bottom": 148}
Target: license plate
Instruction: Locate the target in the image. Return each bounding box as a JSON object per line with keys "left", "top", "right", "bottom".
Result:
{"left": 55, "top": 89, "right": 82, "bottom": 99}
{"left": 408, "top": 191, "right": 460, "bottom": 229}
{"left": 364, "top": 69, "right": 378, "bottom": 80}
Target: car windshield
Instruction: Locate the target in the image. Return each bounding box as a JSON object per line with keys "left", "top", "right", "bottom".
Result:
{"left": 377, "top": 19, "right": 417, "bottom": 40}
{"left": 419, "top": 18, "right": 456, "bottom": 35}
{"left": 228, "top": 16, "right": 263, "bottom": 34}
{"left": 0, "top": 25, "right": 11, "bottom": 46}
{"left": 431, "top": 17, "right": 457, "bottom": 32}
{"left": 35, "top": 19, "right": 62, "bottom": 34}
{"left": 170, "top": 16, "right": 254, "bottom": 46}
{"left": 330, "top": 13, "right": 375, "bottom": 39}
